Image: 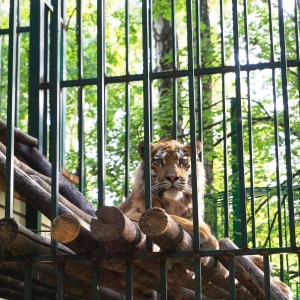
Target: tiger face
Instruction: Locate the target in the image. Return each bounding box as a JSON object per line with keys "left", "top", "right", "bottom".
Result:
{"left": 139, "top": 140, "right": 203, "bottom": 198}
{"left": 135, "top": 140, "right": 206, "bottom": 221}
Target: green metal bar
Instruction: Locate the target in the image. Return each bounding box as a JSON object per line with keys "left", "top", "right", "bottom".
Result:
{"left": 243, "top": 0, "right": 256, "bottom": 248}
{"left": 92, "top": 263, "right": 99, "bottom": 300}
{"left": 14, "top": 1, "right": 20, "bottom": 126}
{"left": 125, "top": 0, "right": 130, "bottom": 198}
{"left": 278, "top": 0, "right": 296, "bottom": 248}
{"left": 229, "top": 256, "right": 236, "bottom": 300}
{"left": 267, "top": 0, "right": 285, "bottom": 281}
{"left": 186, "top": 0, "right": 200, "bottom": 251}
{"left": 171, "top": 0, "right": 178, "bottom": 140}
{"left": 24, "top": 262, "right": 32, "bottom": 300}
{"left": 142, "top": 0, "right": 151, "bottom": 207}
{"left": 5, "top": 0, "right": 17, "bottom": 218}
{"left": 160, "top": 258, "right": 167, "bottom": 300}
{"left": 54, "top": 58, "right": 300, "bottom": 87}
{"left": 263, "top": 255, "right": 271, "bottom": 299}
{"left": 97, "top": 0, "right": 106, "bottom": 208}
{"left": 142, "top": 0, "right": 152, "bottom": 252}
{"left": 194, "top": 258, "right": 202, "bottom": 300}
{"left": 220, "top": 0, "right": 229, "bottom": 238}
{"left": 0, "top": 26, "right": 30, "bottom": 34}
{"left": 230, "top": 97, "right": 241, "bottom": 247}
{"left": 125, "top": 260, "right": 133, "bottom": 299}
{"left": 27, "top": 0, "right": 45, "bottom": 231}
{"left": 76, "top": 0, "right": 85, "bottom": 194}
{"left": 195, "top": 0, "right": 203, "bottom": 156}
{"left": 49, "top": 0, "right": 62, "bottom": 253}
{"left": 56, "top": 263, "right": 65, "bottom": 299}
{"left": 232, "top": 0, "right": 248, "bottom": 248}
{"left": 5, "top": 0, "right": 18, "bottom": 218}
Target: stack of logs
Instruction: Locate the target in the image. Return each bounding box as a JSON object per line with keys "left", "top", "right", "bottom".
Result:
{"left": 0, "top": 119, "right": 289, "bottom": 299}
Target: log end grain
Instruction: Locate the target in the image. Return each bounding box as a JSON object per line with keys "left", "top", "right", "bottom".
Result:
{"left": 0, "top": 218, "right": 19, "bottom": 245}
{"left": 139, "top": 208, "right": 170, "bottom": 237}
{"left": 51, "top": 214, "right": 81, "bottom": 243}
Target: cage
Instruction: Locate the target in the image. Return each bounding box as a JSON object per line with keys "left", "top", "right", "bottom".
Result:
{"left": 0, "top": 0, "right": 299, "bottom": 299}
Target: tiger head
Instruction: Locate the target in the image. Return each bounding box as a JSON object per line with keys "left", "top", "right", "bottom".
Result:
{"left": 133, "top": 139, "right": 206, "bottom": 220}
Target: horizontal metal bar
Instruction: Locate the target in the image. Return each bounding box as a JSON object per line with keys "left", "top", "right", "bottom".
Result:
{"left": 39, "top": 59, "right": 300, "bottom": 89}
{"left": 0, "top": 26, "right": 30, "bottom": 35}
{"left": 1, "top": 246, "right": 300, "bottom": 264}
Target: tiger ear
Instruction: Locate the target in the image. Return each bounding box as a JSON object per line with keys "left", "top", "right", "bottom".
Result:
{"left": 196, "top": 140, "right": 202, "bottom": 154}
{"left": 137, "top": 141, "right": 153, "bottom": 160}
{"left": 138, "top": 141, "right": 145, "bottom": 158}
{"left": 186, "top": 140, "right": 202, "bottom": 155}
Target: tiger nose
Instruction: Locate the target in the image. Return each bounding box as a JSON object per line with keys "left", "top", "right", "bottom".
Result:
{"left": 165, "top": 175, "right": 180, "bottom": 182}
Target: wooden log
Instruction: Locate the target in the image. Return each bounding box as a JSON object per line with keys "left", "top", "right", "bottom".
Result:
{"left": 91, "top": 206, "right": 146, "bottom": 252}
{"left": 98, "top": 257, "right": 195, "bottom": 300}
{"left": 0, "top": 274, "right": 58, "bottom": 299}
{"left": 91, "top": 207, "right": 225, "bottom": 299}
{"left": 51, "top": 213, "right": 99, "bottom": 254}
{"left": 0, "top": 288, "right": 24, "bottom": 299}
{"left": 0, "top": 152, "right": 98, "bottom": 254}
{"left": 0, "top": 217, "right": 75, "bottom": 255}
{"left": 139, "top": 207, "right": 193, "bottom": 251}
{"left": 0, "top": 262, "right": 91, "bottom": 299}
{"left": 32, "top": 176, "right": 93, "bottom": 225}
{"left": 218, "top": 238, "right": 291, "bottom": 300}
{"left": 0, "top": 259, "right": 126, "bottom": 299}
{"left": 0, "top": 118, "right": 38, "bottom": 147}
{"left": 139, "top": 208, "right": 254, "bottom": 299}
{"left": 14, "top": 143, "right": 96, "bottom": 217}
{"left": 0, "top": 141, "right": 47, "bottom": 180}
{"left": 0, "top": 220, "right": 125, "bottom": 298}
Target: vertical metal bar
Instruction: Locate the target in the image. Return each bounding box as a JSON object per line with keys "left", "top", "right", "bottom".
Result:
{"left": 5, "top": 0, "right": 18, "bottom": 218}
{"left": 268, "top": 0, "right": 283, "bottom": 256}
{"left": 243, "top": 0, "right": 256, "bottom": 248}
{"left": 171, "top": 0, "right": 178, "bottom": 140}
{"left": 220, "top": 0, "right": 229, "bottom": 238}
{"left": 43, "top": 5, "right": 50, "bottom": 156}
{"left": 56, "top": 263, "right": 65, "bottom": 300}
{"left": 14, "top": 1, "right": 20, "bottom": 127}
{"left": 142, "top": 0, "right": 152, "bottom": 252}
{"left": 142, "top": 0, "right": 151, "bottom": 203}
{"left": 186, "top": 0, "right": 201, "bottom": 297}
{"left": 125, "top": 0, "right": 130, "bottom": 197}
{"left": 60, "top": 1, "right": 66, "bottom": 170}
{"left": 77, "top": 0, "right": 85, "bottom": 194}
{"left": 229, "top": 256, "right": 236, "bottom": 300}
{"left": 263, "top": 255, "right": 271, "bottom": 299}
{"left": 49, "top": 0, "right": 62, "bottom": 253}
{"left": 195, "top": 0, "right": 203, "bottom": 149}
{"left": 194, "top": 258, "right": 202, "bottom": 300}
{"left": 186, "top": 0, "right": 200, "bottom": 251}
{"left": 92, "top": 262, "right": 100, "bottom": 300}
{"left": 293, "top": 0, "right": 300, "bottom": 115}
{"left": 27, "top": 0, "right": 45, "bottom": 231}
{"left": 126, "top": 260, "right": 133, "bottom": 299}
{"left": 160, "top": 258, "right": 167, "bottom": 300}
{"left": 232, "top": 0, "right": 248, "bottom": 248}
{"left": 278, "top": 0, "right": 296, "bottom": 247}
{"left": 24, "top": 262, "right": 32, "bottom": 300}
{"left": 97, "top": 0, "right": 106, "bottom": 208}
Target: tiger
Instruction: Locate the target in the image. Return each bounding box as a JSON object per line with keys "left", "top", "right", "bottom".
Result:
{"left": 119, "top": 139, "right": 218, "bottom": 250}
{"left": 119, "top": 139, "right": 292, "bottom": 299}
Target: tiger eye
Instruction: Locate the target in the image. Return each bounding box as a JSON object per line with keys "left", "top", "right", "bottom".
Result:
{"left": 178, "top": 157, "right": 188, "bottom": 165}
{"left": 154, "top": 158, "right": 164, "bottom": 165}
